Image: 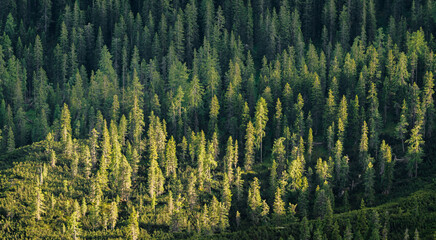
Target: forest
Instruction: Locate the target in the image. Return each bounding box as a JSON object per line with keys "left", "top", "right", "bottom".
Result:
{"left": 0, "top": 0, "right": 435, "bottom": 239}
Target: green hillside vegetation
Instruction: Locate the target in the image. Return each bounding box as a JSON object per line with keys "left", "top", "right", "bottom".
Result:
{"left": 0, "top": 0, "right": 435, "bottom": 239}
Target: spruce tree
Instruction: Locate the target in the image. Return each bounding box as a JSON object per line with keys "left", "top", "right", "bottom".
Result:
{"left": 254, "top": 98, "right": 268, "bottom": 162}
{"left": 406, "top": 123, "right": 424, "bottom": 178}
{"left": 127, "top": 207, "right": 139, "bottom": 240}
{"left": 244, "top": 121, "right": 255, "bottom": 171}
{"left": 61, "top": 103, "right": 72, "bottom": 143}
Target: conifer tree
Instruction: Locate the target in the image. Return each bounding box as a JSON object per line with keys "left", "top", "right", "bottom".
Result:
{"left": 61, "top": 103, "right": 72, "bottom": 143}
{"left": 234, "top": 166, "right": 244, "bottom": 202}
{"left": 294, "top": 94, "right": 305, "bottom": 137}
{"left": 222, "top": 173, "right": 232, "bottom": 210}
{"left": 274, "top": 98, "right": 283, "bottom": 139}
{"left": 34, "top": 185, "right": 44, "bottom": 221}
{"left": 209, "top": 95, "right": 220, "bottom": 134}
{"left": 254, "top": 98, "right": 268, "bottom": 162}
{"left": 119, "top": 156, "right": 132, "bottom": 200}
{"left": 367, "top": 82, "right": 382, "bottom": 151}
{"left": 68, "top": 206, "right": 80, "bottom": 240}
{"left": 273, "top": 187, "right": 285, "bottom": 221}
{"left": 364, "top": 161, "right": 375, "bottom": 205}
{"left": 127, "top": 207, "right": 139, "bottom": 240}
{"left": 248, "top": 177, "right": 262, "bottom": 223}
{"left": 300, "top": 216, "right": 310, "bottom": 240}
{"left": 325, "top": 89, "right": 336, "bottom": 129}
{"left": 396, "top": 100, "right": 409, "bottom": 153}
{"left": 165, "top": 136, "right": 178, "bottom": 178}
{"left": 360, "top": 121, "right": 369, "bottom": 168}
{"left": 90, "top": 128, "right": 99, "bottom": 167}
{"left": 6, "top": 126, "right": 15, "bottom": 152}
{"left": 406, "top": 123, "right": 424, "bottom": 178}
{"left": 270, "top": 159, "right": 278, "bottom": 191}
{"left": 109, "top": 201, "right": 118, "bottom": 230}
{"left": 129, "top": 95, "right": 145, "bottom": 150}
{"left": 101, "top": 121, "right": 111, "bottom": 171}
{"left": 380, "top": 141, "right": 394, "bottom": 194}
{"left": 244, "top": 121, "right": 255, "bottom": 171}
{"left": 148, "top": 141, "right": 165, "bottom": 205}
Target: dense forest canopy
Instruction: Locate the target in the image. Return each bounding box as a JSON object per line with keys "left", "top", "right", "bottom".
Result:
{"left": 0, "top": 0, "right": 435, "bottom": 239}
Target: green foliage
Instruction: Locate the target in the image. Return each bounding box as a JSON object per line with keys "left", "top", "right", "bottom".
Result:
{"left": 0, "top": 1, "right": 434, "bottom": 239}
